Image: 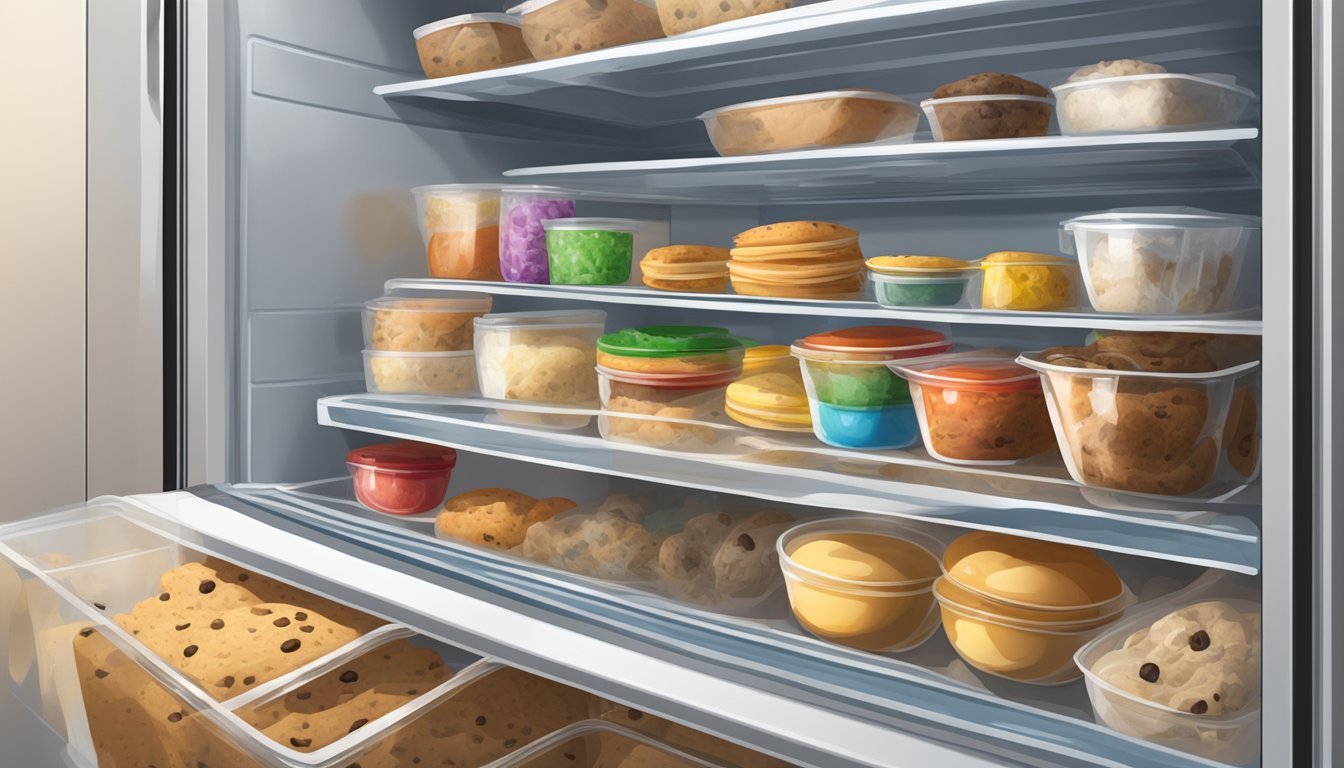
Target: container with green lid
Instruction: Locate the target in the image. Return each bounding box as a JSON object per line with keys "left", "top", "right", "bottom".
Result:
{"left": 596, "top": 325, "right": 754, "bottom": 376}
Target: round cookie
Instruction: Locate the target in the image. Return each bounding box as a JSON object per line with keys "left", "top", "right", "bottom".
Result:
{"left": 435, "top": 488, "right": 577, "bottom": 550}
{"left": 521, "top": 509, "right": 661, "bottom": 581}
{"left": 642, "top": 274, "right": 729, "bottom": 294}
{"left": 730, "top": 273, "right": 864, "bottom": 299}
{"left": 658, "top": 512, "right": 734, "bottom": 583}
{"left": 642, "top": 244, "right": 731, "bottom": 264}
{"left": 733, "top": 221, "right": 858, "bottom": 248}
{"left": 712, "top": 509, "right": 792, "bottom": 597}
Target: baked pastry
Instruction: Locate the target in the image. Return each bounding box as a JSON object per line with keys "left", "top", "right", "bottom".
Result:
{"left": 642, "top": 244, "right": 730, "bottom": 266}
{"left": 415, "top": 17, "right": 533, "bottom": 79}
{"left": 518, "top": 0, "right": 664, "bottom": 61}
{"left": 712, "top": 510, "right": 792, "bottom": 596}
{"left": 705, "top": 91, "right": 918, "bottom": 156}
{"left": 929, "top": 73, "right": 1052, "bottom": 140}
{"left": 521, "top": 508, "right": 661, "bottom": 581}
{"left": 435, "top": 488, "right": 577, "bottom": 550}
{"left": 1223, "top": 387, "right": 1260, "bottom": 477}
{"left": 933, "top": 72, "right": 1049, "bottom": 98}
{"left": 733, "top": 221, "right": 857, "bottom": 248}
{"left": 658, "top": 512, "right": 735, "bottom": 582}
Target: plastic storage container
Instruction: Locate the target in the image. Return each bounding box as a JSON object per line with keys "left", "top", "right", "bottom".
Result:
{"left": 474, "top": 310, "right": 606, "bottom": 429}
{"left": 413, "top": 184, "right": 503, "bottom": 281}
{"left": 890, "top": 350, "right": 1057, "bottom": 465}
{"left": 700, "top": 90, "right": 920, "bottom": 156}
{"left": 921, "top": 95, "right": 1054, "bottom": 141}
{"left": 500, "top": 186, "right": 578, "bottom": 284}
{"left": 1053, "top": 73, "right": 1256, "bottom": 135}
{"left": 597, "top": 367, "right": 741, "bottom": 452}
{"left": 778, "top": 517, "right": 944, "bottom": 652}
{"left": 791, "top": 326, "right": 952, "bottom": 450}
{"left": 346, "top": 442, "right": 458, "bottom": 515}
{"left": 725, "top": 371, "right": 812, "bottom": 432}
{"left": 483, "top": 721, "right": 730, "bottom": 767}
{"left": 596, "top": 326, "right": 749, "bottom": 376}
{"left": 362, "top": 294, "right": 493, "bottom": 352}
{"left": 507, "top": 0, "right": 664, "bottom": 61}
{"left": 866, "top": 256, "right": 979, "bottom": 308}
{"left": 363, "top": 349, "right": 477, "bottom": 394}
{"left": 544, "top": 218, "right": 641, "bottom": 285}
{"left": 413, "top": 14, "right": 533, "bottom": 79}
{"left": 979, "top": 252, "right": 1080, "bottom": 311}
{"left": 1018, "top": 351, "right": 1260, "bottom": 496}
{"left": 654, "top": 0, "right": 790, "bottom": 36}
{"left": 1074, "top": 574, "right": 1261, "bottom": 764}
{"left": 1061, "top": 209, "right": 1258, "bottom": 315}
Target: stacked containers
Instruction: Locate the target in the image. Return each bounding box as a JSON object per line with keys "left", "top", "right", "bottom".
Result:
{"left": 596, "top": 326, "right": 750, "bottom": 451}
{"left": 728, "top": 221, "right": 866, "bottom": 299}
{"left": 499, "top": 186, "right": 578, "bottom": 284}
{"left": 933, "top": 532, "right": 1128, "bottom": 684}
{"left": 474, "top": 310, "right": 607, "bottom": 429}
{"left": 362, "top": 294, "right": 492, "bottom": 394}
{"left": 791, "top": 326, "right": 952, "bottom": 449}
{"left": 777, "top": 518, "right": 944, "bottom": 652}
{"left": 413, "top": 185, "right": 504, "bottom": 281}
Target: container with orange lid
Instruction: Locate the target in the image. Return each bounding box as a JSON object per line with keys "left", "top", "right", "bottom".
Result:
{"left": 891, "top": 350, "right": 1057, "bottom": 464}
{"left": 791, "top": 326, "right": 952, "bottom": 449}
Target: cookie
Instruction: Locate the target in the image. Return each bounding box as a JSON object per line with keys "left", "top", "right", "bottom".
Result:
{"left": 1044, "top": 333, "right": 1219, "bottom": 374}
{"left": 933, "top": 72, "right": 1048, "bottom": 98}
{"left": 730, "top": 274, "right": 864, "bottom": 299}
{"left": 521, "top": 509, "right": 660, "bottom": 581}
{"left": 435, "top": 488, "right": 577, "bottom": 550}
{"left": 1222, "top": 387, "right": 1260, "bottom": 477}
{"left": 727, "top": 244, "right": 864, "bottom": 265}
{"left": 728, "top": 257, "right": 865, "bottom": 281}
{"left": 642, "top": 245, "right": 731, "bottom": 265}
{"left": 658, "top": 512, "right": 735, "bottom": 583}
{"left": 713, "top": 510, "right": 792, "bottom": 596}
{"left": 733, "top": 221, "right": 857, "bottom": 248}
{"left": 642, "top": 275, "right": 729, "bottom": 293}
{"left": 867, "top": 255, "right": 973, "bottom": 272}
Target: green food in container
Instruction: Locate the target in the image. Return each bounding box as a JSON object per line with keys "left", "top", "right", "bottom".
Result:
{"left": 544, "top": 217, "right": 641, "bottom": 285}
{"left": 806, "top": 360, "right": 913, "bottom": 408}
{"left": 871, "top": 273, "right": 971, "bottom": 307}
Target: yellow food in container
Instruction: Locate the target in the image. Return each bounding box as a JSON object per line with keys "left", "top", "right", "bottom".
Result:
{"left": 726, "top": 371, "right": 812, "bottom": 431}
{"left": 979, "top": 251, "right": 1079, "bottom": 311}
{"left": 941, "top": 530, "right": 1124, "bottom": 612}
{"left": 741, "top": 345, "right": 799, "bottom": 377}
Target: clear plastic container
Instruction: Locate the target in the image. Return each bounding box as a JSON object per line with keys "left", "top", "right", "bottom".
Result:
{"left": 413, "top": 14, "right": 533, "bottom": 79}
{"left": 346, "top": 442, "right": 458, "bottom": 515}
{"left": 725, "top": 371, "right": 811, "bottom": 432}
{"left": 791, "top": 327, "right": 952, "bottom": 450}
{"left": 596, "top": 326, "right": 749, "bottom": 376}
{"left": 474, "top": 310, "right": 607, "bottom": 429}
{"left": 363, "top": 349, "right": 478, "bottom": 395}
{"left": 483, "top": 721, "right": 730, "bottom": 768}
{"left": 599, "top": 708, "right": 795, "bottom": 768}
{"left": 1053, "top": 73, "right": 1256, "bottom": 135}
{"left": 362, "top": 294, "right": 493, "bottom": 352}
{"left": 1074, "top": 574, "right": 1261, "bottom": 764}
{"left": 890, "top": 351, "right": 1057, "bottom": 465}
{"left": 979, "top": 252, "right": 1080, "bottom": 311}
{"left": 778, "top": 517, "right": 944, "bottom": 652}
{"left": 1061, "top": 208, "right": 1259, "bottom": 315}
{"left": 544, "top": 218, "right": 642, "bottom": 285}
{"left": 413, "top": 184, "right": 503, "bottom": 281}
{"left": 500, "top": 186, "right": 577, "bottom": 284}
{"left": 597, "top": 367, "right": 739, "bottom": 452}
{"left": 939, "top": 531, "right": 1126, "bottom": 616}
{"left": 654, "top": 0, "right": 790, "bottom": 36}
{"left": 869, "top": 271, "right": 975, "bottom": 308}
{"left": 507, "top": 0, "right": 664, "bottom": 61}
{"left": 921, "top": 95, "right": 1054, "bottom": 141}
{"left": 1018, "top": 351, "right": 1260, "bottom": 496}
{"left": 700, "top": 90, "right": 920, "bottom": 156}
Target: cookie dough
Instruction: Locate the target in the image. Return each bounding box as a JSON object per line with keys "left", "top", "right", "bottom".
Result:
{"left": 1059, "top": 59, "right": 1247, "bottom": 133}
{"left": 416, "top": 17, "right": 532, "bottom": 79}
{"left": 929, "top": 73, "right": 1052, "bottom": 140}
{"left": 918, "top": 371, "right": 1056, "bottom": 462}
{"left": 604, "top": 379, "right": 728, "bottom": 449}
{"left": 707, "top": 91, "right": 918, "bottom": 156}
{"left": 436, "top": 488, "right": 577, "bottom": 550}
{"left": 367, "top": 351, "right": 477, "bottom": 394}
{"left": 522, "top": 507, "right": 661, "bottom": 581}
{"left": 656, "top": 0, "right": 789, "bottom": 35}
{"left": 368, "top": 300, "right": 487, "bottom": 352}
{"left": 517, "top": 0, "right": 664, "bottom": 61}
{"left": 1083, "top": 229, "right": 1236, "bottom": 314}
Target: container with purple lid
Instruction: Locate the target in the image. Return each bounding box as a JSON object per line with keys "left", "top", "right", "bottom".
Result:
{"left": 499, "top": 185, "right": 577, "bottom": 283}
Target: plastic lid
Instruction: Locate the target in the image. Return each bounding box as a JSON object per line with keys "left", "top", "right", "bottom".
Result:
{"left": 980, "top": 251, "right": 1074, "bottom": 267}
{"left": 700, "top": 89, "right": 914, "bottom": 121}
{"left": 597, "top": 365, "right": 740, "bottom": 389}
{"left": 597, "top": 326, "right": 752, "bottom": 358}
{"left": 509, "top": 0, "right": 655, "bottom": 14}
{"left": 474, "top": 309, "right": 606, "bottom": 329}
{"left": 921, "top": 94, "right": 1054, "bottom": 106}
{"left": 941, "top": 531, "right": 1123, "bottom": 611}
{"left": 933, "top": 576, "right": 1123, "bottom": 628}
{"left": 413, "top": 13, "right": 519, "bottom": 39}
{"left": 867, "top": 255, "right": 976, "bottom": 273}
{"left": 346, "top": 442, "right": 457, "bottom": 471}
{"left": 542, "top": 217, "right": 642, "bottom": 233}
{"left": 366, "top": 294, "right": 492, "bottom": 313}
{"left": 1050, "top": 72, "right": 1257, "bottom": 100}
{"left": 779, "top": 517, "right": 946, "bottom": 590}
{"left": 797, "top": 326, "right": 949, "bottom": 359}
{"left": 500, "top": 184, "right": 576, "bottom": 197}
{"left": 1061, "top": 207, "right": 1262, "bottom": 231}
{"left": 412, "top": 183, "right": 503, "bottom": 196}
{"left": 892, "top": 350, "right": 1041, "bottom": 392}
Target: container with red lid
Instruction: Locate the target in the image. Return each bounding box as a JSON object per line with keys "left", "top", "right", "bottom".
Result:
{"left": 346, "top": 442, "right": 458, "bottom": 515}
{"left": 891, "top": 350, "right": 1057, "bottom": 465}
{"left": 790, "top": 326, "right": 952, "bottom": 449}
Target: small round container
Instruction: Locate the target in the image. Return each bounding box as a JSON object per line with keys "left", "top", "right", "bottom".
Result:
{"left": 791, "top": 326, "right": 952, "bottom": 450}
{"left": 544, "top": 218, "right": 641, "bottom": 285}
{"left": 891, "top": 350, "right": 1057, "bottom": 465}
{"left": 596, "top": 326, "right": 749, "bottom": 376}
{"left": 725, "top": 371, "right": 812, "bottom": 432}
{"left": 363, "top": 294, "right": 493, "bottom": 352}
{"left": 507, "top": 0, "right": 663, "bottom": 61}
{"left": 1061, "top": 208, "right": 1259, "bottom": 315}
{"left": 474, "top": 309, "right": 606, "bottom": 429}
{"left": 870, "top": 272, "right": 974, "bottom": 308}
{"left": 412, "top": 184, "right": 503, "bottom": 281}
{"left": 940, "top": 531, "right": 1126, "bottom": 616}
{"left": 347, "top": 442, "right": 457, "bottom": 515}
{"left": 1053, "top": 73, "right": 1256, "bottom": 135}
{"left": 597, "top": 366, "right": 739, "bottom": 452}
{"left": 363, "top": 349, "right": 477, "bottom": 394}
{"left": 979, "top": 252, "right": 1080, "bottom": 311}
{"left": 700, "top": 90, "right": 920, "bottom": 156}
{"left": 921, "top": 95, "right": 1054, "bottom": 141}
{"left": 413, "top": 14, "right": 532, "bottom": 79}
{"left": 778, "top": 517, "right": 944, "bottom": 652}
{"left": 499, "top": 186, "right": 577, "bottom": 284}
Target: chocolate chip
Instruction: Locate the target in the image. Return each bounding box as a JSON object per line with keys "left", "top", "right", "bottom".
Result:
{"left": 406, "top": 689, "right": 418, "bottom": 695}
{"left": 428, "top": 661, "right": 442, "bottom": 670}
{"left": 300, "top": 625, "right": 314, "bottom": 633}
{"left": 280, "top": 639, "right": 301, "bottom": 653}
{"left": 1213, "top": 693, "right": 1221, "bottom": 702}
{"left": 628, "top": 709, "right": 643, "bottom": 720}
{"left": 475, "top": 715, "right": 487, "bottom": 726}
{"left": 294, "top": 611, "right": 307, "bottom": 621}
{"left": 290, "top": 738, "right": 311, "bottom": 748}
{"left": 273, "top": 617, "right": 291, "bottom": 628}
{"left": 471, "top": 735, "right": 483, "bottom": 745}
{"left": 210, "top": 619, "right": 225, "bottom": 630}
{"left": 159, "top": 592, "right": 171, "bottom": 602}
{"left": 93, "top": 602, "right": 106, "bottom": 611}
{"left": 220, "top": 676, "right": 235, "bottom": 688}
{"left": 737, "top": 533, "right": 755, "bottom": 551}
{"left": 167, "top": 712, "right": 183, "bottom": 723}
{"left": 503, "top": 738, "right": 517, "bottom": 748}
{"left": 1190, "top": 699, "right": 1209, "bottom": 714}
{"left": 296, "top": 691, "right": 312, "bottom": 700}
{"left": 349, "top": 719, "right": 369, "bottom": 733}
{"left": 482, "top": 534, "right": 495, "bottom": 543}
{"left": 183, "top": 645, "right": 199, "bottom": 658}
{"left": 1189, "top": 630, "right": 1211, "bottom": 651}
{"left": 339, "top": 670, "right": 359, "bottom": 684}
{"left": 199, "top": 580, "right": 216, "bottom": 594}
{"left": 251, "top": 607, "right": 272, "bottom": 616}
{"left": 79, "top": 628, "right": 94, "bottom": 638}
{"left": 237, "top": 572, "right": 249, "bottom": 581}
{"left": 243, "top": 676, "right": 256, "bottom": 686}
{"left": 1138, "top": 663, "right": 1160, "bottom": 683}
{"left": 94, "top": 669, "right": 109, "bottom": 679}
{"left": 563, "top": 753, "right": 576, "bottom": 761}
{"left": 175, "top": 623, "right": 191, "bottom": 631}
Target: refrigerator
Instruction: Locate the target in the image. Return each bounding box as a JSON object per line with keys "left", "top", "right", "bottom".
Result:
{"left": 0, "top": 0, "right": 1333, "bottom": 766}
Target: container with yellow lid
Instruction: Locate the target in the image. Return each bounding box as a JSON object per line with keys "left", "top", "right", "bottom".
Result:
{"left": 726, "top": 372, "right": 813, "bottom": 432}
{"left": 866, "top": 255, "right": 979, "bottom": 308}
{"left": 979, "top": 251, "right": 1080, "bottom": 311}
{"left": 778, "top": 517, "right": 945, "bottom": 652}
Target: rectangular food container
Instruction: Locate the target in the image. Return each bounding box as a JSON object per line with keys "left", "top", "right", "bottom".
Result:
{"left": 921, "top": 95, "right": 1054, "bottom": 141}
{"left": 507, "top": 0, "right": 663, "bottom": 61}
{"left": 483, "top": 720, "right": 731, "bottom": 767}
{"left": 413, "top": 14, "right": 533, "bottom": 79}
{"left": 654, "top": 0, "right": 790, "bottom": 36}
{"left": 701, "top": 90, "right": 919, "bottom": 156}
{"left": 1017, "top": 351, "right": 1260, "bottom": 497}
{"left": 474, "top": 310, "right": 607, "bottom": 429}
{"left": 499, "top": 186, "right": 578, "bottom": 284}
{"left": 362, "top": 293, "right": 493, "bottom": 352}
{"left": 1053, "top": 74, "right": 1256, "bottom": 135}
{"left": 1061, "top": 209, "right": 1259, "bottom": 315}
{"left": 413, "top": 184, "right": 503, "bottom": 281}
{"left": 362, "top": 349, "right": 478, "bottom": 395}
{"left": 544, "top": 218, "right": 642, "bottom": 285}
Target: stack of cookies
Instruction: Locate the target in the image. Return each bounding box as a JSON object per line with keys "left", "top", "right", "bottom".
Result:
{"left": 728, "top": 221, "right": 866, "bottom": 299}
{"left": 640, "top": 245, "right": 731, "bottom": 293}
